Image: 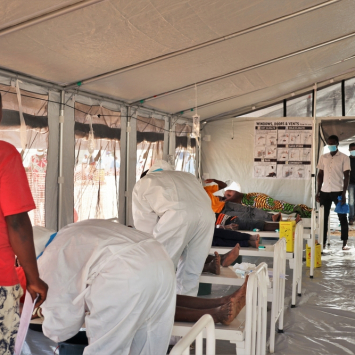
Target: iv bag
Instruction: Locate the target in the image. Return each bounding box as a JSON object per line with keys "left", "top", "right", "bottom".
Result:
{"left": 88, "top": 130, "right": 96, "bottom": 155}
{"left": 192, "top": 114, "right": 200, "bottom": 138}
{"left": 87, "top": 114, "right": 96, "bottom": 154}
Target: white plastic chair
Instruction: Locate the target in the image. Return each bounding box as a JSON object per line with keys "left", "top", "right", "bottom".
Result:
{"left": 170, "top": 314, "right": 215, "bottom": 355}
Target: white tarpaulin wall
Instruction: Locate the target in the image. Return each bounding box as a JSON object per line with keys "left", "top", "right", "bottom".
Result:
{"left": 202, "top": 118, "right": 312, "bottom": 206}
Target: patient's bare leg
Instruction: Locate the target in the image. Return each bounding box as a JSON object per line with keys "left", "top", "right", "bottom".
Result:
{"left": 220, "top": 243, "right": 240, "bottom": 267}
{"left": 263, "top": 222, "right": 280, "bottom": 231}
{"left": 203, "top": 251, "right": 220, "bottom": 275}
{"left": 248, "top": 234, "right": 260, "bottom": 248}
{"left": 175, "top": 303, "right": 236, "bottom": 325}
{"left": 176, "top": 276, "right": 248, "bottom": 309}
{"left": 272, "top": 212, "right": 282, "bottom": 222}
{"left": 264, "top": 214, "right": 301, "bottom": 231}
{"left": 175, "top": 276, "right": 248, "bottom": 324}
{"left": 204, "top": 244, "right": 241, "bottom": 271}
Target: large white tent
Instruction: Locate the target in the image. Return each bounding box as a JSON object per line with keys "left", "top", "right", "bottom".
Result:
{"left": 4, "top": 2, "right": 355, "bottom": 354}
{"left": 2, "top": 0, "right": 355, "bottom": 119}
{"left": 1, "top": 0, "right": 355, "bottom": 230}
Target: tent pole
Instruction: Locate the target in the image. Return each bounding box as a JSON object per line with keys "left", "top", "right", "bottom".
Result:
{"left": 58, "top": 90, "right": 65, "bottom": 230}
{"left": 125, "top": 107, "right": 131, "bottom": 225}
{"left": 0, "top": 0, "right": 107, "bottom": 38}
{"left": 198, "top": 138, "right": 202, "bottom": 181}
{"left": 310, "top": 84, "right": 318, "bottom": 278}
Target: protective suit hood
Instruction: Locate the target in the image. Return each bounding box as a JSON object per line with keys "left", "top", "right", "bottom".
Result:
{"left": 147, "top": 160, "right": 174, "bottom": 174}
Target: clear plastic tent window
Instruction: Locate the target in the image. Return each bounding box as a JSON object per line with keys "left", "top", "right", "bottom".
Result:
{"left": 74, "top": 102, "right": 121, "bottom": 222}
{"left": 0, "top": 84, "right": 48, "bottom": 227}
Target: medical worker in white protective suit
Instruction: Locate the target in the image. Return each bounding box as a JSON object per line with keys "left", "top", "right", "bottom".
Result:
{"left": 132, "top": 160, "right": 215, "bottom": 296}
{"left": 38, "top": 219, "right": 176, "bottom": 355}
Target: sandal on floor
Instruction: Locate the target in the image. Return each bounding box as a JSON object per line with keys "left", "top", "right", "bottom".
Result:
{"left": 342, "top": 246, "right": 351, "bottom": 250}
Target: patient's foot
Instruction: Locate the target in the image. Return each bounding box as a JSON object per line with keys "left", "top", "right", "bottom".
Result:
{"left": 272, "top": 212, "right": 282, "bottom": 222}
{"left": 203, "top": 252, "right": 220, "bottom": 275}
{"left": 225, "top": 275, "right": 249, "bottom": 302}
{"left": 248, "top": 234, "right": 260, "bottom": 248}
{"left": 221, "top": 244, "right": 240, "bottom": 267}
{"left": 216, "top": 301, "right": 236, "bottom": 325}
{"left": 231, "top": 275, "right": 248, "bottom": 318}
{"left": 218, "top": 275, "right": 249, "bottom": 323}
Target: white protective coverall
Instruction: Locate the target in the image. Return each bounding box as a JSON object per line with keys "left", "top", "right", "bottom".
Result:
{"left": 38, "top": 219, "right": 176, "bottom": 355}
{"left": 132, "top": 160, "right": 215, "bottom": 296}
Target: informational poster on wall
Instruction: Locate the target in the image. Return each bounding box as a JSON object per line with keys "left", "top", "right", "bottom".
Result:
{"left": 254, "top": 120, "right": 313, "bottom": 179}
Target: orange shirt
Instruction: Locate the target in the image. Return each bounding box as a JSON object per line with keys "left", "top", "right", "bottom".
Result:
{"left": 204, "top": 185, "right": 225, "bottom": 213}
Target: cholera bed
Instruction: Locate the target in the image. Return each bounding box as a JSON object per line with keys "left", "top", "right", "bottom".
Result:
{"left": 172, "top": 262, "right": 269, "bottom": 355}
{"left": 170, "top": 314, "right": 216, "bottom": 355}
{"left": 201, "top": 222, "right": 304, "bottom": 353}
{"left": 235, "top": 207, "right": 322, "bottom": 280}
{"left": 201, "top": 238, "right": 286, "bottom": 353}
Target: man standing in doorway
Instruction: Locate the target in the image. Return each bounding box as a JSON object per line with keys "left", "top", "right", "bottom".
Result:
{"left": 316, "top": 135, "right": 350, "bottom": 250}
{"left": 348, "top": 143, "right": 355, "bottom": 225}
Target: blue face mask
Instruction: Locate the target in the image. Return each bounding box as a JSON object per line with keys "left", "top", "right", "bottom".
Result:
{"left": 350, "top": 151, "right": 355, "bottom": 157}
{"left": 328, "top": 145, "right": 337, "bottom": 152}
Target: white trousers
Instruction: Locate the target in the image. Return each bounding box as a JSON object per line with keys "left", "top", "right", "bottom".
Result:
{"left": 83, "top": 240, "right": 176, "bottom": 355}
{"left": 155, "top": 210, "right": 215, "bottom": 297}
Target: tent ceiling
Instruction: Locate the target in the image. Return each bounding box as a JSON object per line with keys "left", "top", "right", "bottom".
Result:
{"left": 0, "top": 0, "right": 354, "bottom": 120}
{"left": 145, "top": 36, "right": 355, "bottom": 116}
{"left": 0, "top": 0, "right": 78, "bottom": 29}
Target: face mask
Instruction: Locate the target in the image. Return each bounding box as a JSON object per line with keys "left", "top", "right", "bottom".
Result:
{"left": 350, "top": 151, "right": 355, "bottom": 156}
{"left": 328, "top": 145, "right": 337, "bottom": 152}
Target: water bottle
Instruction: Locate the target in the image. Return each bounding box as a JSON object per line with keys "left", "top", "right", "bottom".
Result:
{"left": 334, "top": 196, "right": 350, "bottom": 214}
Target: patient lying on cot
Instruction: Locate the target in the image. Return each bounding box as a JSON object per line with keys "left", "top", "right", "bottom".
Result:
{"left": 27, "top": 276, "right": 249, "bottom": 327}
{"left": 205, "top": 178, "right": 312, "bottom": 218}
{"left": 216, "top": 212, "right": 301, "bottom": 232}
{"left": 28, "top": 277, "right": 248, "bottom": 327}
{"left": 175, "top": 276, "right": 248, "bottom": 325}
{"left": 23, "top": 244, "right": 246, "bottom": 327}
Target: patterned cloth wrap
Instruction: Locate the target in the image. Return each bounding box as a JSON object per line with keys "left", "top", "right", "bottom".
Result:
{"left": 215, "top": 213, "right": 237, "bottom": 226}
{"left": 241, "top": 193, "right": 312, "bottom": 218}
{"left": 0, "top": 284, "right": 23, "bottom": 355}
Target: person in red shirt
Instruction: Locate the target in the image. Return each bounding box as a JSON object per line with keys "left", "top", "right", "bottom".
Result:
{"left": 0, "top": 93, "right": 48, "bottom": 354}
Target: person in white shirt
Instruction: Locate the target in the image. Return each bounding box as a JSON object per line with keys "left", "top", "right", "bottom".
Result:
{"left": 316, "top": 135, "right": 350, "bottom": 250}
